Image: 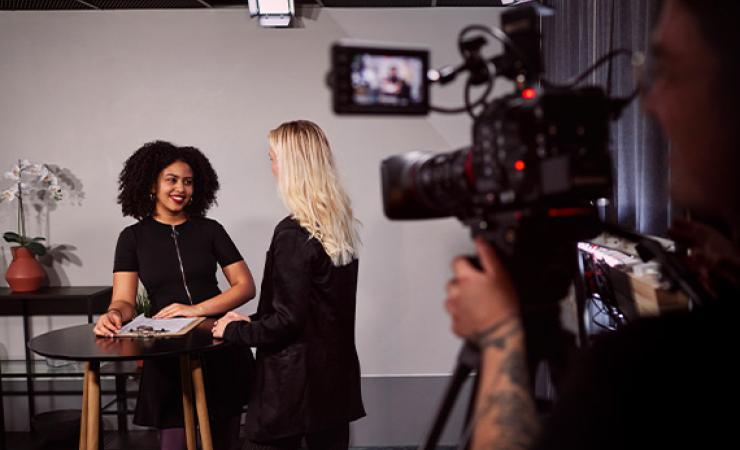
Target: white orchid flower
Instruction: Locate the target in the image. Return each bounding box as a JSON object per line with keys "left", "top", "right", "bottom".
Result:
{"left": 39, "top": 167, "right": 58, "bottom": 186}
{"left": 17, "top": 182, "right": 34, "bottom": 196}
{"left": 4, "top": 165, "right": 21, "bottom": 181}
{"left": 37, "top": 165, "right": 50, "bottom": 179}
{"left": 0, "top": 186, "right": 18, "bottom": 203}
{"left": 26, "top": 163, "right": 46, "bottom": 177}
{"left": 3, "top": 161, "right": 66, "bottom": 205}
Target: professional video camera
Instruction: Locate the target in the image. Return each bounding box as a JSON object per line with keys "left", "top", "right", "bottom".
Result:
{"left": 329, "top": 3, "right": 643, "bottom": 448}
{"left": 329, "top": 3, "right": 637, "bottom": 326}
{"left": 329, "top": 4, "right": 633, "bottom": 258}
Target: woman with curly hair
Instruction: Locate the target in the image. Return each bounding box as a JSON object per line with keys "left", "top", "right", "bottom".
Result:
{"left": 94, "top": 140, "right": 256, "bottom": 450}
{"left": 212, "top": 121, "right": 365, "bottom": 450}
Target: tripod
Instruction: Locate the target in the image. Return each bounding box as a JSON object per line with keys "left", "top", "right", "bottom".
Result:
{"left": 419, "top": 343, "right": 481, "bottom": 450}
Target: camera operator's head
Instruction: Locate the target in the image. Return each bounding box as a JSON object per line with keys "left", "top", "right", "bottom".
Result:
{"left": 643, "top": 0, "right": 740, "bottom": 222}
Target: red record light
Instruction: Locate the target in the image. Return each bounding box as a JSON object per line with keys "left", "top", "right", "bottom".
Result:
{"left": 514, "top": 160, "right": 526, "bottom": 171}
{"left": 521, "top": 88, "right": 537, "bottom": 100}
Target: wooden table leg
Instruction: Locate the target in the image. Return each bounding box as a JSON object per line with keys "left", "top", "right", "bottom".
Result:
{"left": 180, "top": 355, "right": 197, "bottom": 450}
{"left": 0, "top": 359, "right": 6, "bottom": 450}
{"left": 191, "top": 356, "right": 213, "bottom": 450}
{"left": 85, "top": 361, "right": 100, "bottom": 450}
{"left": 79, "top": 363, "right": 90, "bottom": 450}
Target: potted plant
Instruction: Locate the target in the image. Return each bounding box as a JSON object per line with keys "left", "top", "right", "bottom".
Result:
{"left": 1, "top": 160, "right": 64, "bottom": 292}
{"left": 136, "top": 285, "right": 152, "bottom": 318}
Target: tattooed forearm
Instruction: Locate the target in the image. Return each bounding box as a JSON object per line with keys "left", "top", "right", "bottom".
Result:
{"left": 482, "top": 390, "right": 540, "bottom": 450}
{"left": 471, "top": 319, "right": 540, "bottom": 450}
{"left": 501, "top": 346, "right": 530, "bottom": 392}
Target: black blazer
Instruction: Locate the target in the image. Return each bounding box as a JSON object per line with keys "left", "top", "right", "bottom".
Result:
{"left": 224, "top": 217, "right": 365, "bottom": 440}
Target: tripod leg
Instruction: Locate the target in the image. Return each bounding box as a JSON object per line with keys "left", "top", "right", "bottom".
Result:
{"left": 419, "top": 343, "right": 480, "bottom": 450}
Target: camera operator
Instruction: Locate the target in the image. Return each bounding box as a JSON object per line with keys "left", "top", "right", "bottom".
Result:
{"left": 445, "top": 1, "right": 740, "bottom": 449}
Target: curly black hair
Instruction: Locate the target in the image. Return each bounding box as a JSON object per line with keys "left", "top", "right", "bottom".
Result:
{"left": 117, "top": 141, "right": 220, "bottom": 220}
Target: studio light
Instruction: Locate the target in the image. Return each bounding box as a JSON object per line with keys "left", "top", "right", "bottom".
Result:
{"left": 247, "top": 0, "right": 295, "bottom": 28}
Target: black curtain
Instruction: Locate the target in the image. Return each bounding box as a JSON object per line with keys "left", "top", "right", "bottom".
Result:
{"left": 541, "top": 0, "right": 670, "bottom": 235}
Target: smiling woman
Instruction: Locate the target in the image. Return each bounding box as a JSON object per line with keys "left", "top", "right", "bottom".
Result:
{"left": 93, "top": 140, "right": 257, "bottom": 450}
{"left": 117, "top": 141, "right": 220, "bottom": 221}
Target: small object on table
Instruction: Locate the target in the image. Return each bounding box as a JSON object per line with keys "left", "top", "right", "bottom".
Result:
{"left": 116, "top": 314, "right": 204, "bottom": 338}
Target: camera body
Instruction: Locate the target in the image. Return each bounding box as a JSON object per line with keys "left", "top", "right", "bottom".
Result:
{"left": 330, "top": 3, "right": 619, "bottom": 254}
{"left": 381, "top": 85, "right": 612, "bottom": 250}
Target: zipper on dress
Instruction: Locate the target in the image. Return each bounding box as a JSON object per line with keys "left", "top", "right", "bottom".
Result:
{"left": 170, "top": 225, "right": 193, "bottom": 305}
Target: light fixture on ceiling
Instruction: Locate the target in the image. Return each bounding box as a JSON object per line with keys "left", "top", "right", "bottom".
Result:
{"left": 248, "top": 0, "right": 295, "bottom": 28}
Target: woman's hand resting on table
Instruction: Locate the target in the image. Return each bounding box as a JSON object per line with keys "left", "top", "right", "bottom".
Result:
{"left": 212, "top": 311, "right": 251, "bottom": 339}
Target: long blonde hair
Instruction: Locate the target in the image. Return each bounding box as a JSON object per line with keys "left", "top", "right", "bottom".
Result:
{"left": 269, "top": 120, "right": 360, "bottom": 266}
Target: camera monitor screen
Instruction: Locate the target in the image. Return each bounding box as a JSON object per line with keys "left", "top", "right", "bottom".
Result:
{"left": 332, "top": 44, "right": 429, "bottom": 115}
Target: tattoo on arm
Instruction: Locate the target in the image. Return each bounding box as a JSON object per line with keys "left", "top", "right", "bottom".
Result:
{"left": 472, "top": 320, "right": 540, "bottom": 450}
{"left": 482, "top": 389, "right": 540, "bottom": 450}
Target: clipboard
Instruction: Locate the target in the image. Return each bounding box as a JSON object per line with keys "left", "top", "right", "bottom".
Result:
{"left": 116, "top": 315, "right": 206, "bottom": 338}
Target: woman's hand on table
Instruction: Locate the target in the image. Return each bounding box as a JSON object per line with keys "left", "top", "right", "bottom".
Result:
{"left": 212, "top": 311, "right": 251, "bottom": 339}
{"left": 94, "top": 310, "right": 122, "bottom": 338}
{"left": 153, "top": 303, "right": 202, "bottom": 319}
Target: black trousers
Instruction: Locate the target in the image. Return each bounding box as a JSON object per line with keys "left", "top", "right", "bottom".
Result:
{"left": 242, "top": 423, "right": 350, "bottom": 450}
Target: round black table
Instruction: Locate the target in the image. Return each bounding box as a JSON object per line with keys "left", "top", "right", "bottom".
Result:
{"left": 28, "top": 319, "right": 223, "bottom": 450}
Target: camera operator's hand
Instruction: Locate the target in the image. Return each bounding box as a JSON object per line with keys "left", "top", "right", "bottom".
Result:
{"left": 447, "top": 238, "right": 539, "bottom": 450}
{"left": 445, "top": 238, "right": 520, "bottom": 340}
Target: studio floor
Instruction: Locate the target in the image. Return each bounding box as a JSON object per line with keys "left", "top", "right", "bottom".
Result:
{"left": 3, "top": 430, "right": 455, "bottom": 450}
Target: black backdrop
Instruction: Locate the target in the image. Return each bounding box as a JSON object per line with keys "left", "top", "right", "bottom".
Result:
{"left": 541, "top": 0, "right": 670, "bottom": 235}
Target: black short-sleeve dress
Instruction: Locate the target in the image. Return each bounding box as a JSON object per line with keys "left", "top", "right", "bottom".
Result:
{"left": 113, "top": 216, "right": 253, "bottom": 428}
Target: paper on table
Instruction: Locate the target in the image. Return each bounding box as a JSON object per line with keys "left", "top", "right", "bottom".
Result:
{"left": 118, "top": 314, "right": 199, "bottom": 335}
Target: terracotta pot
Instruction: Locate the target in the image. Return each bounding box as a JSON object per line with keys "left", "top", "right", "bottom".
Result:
{"left": 5, "top": 246, "right": 46, "bottom": 293}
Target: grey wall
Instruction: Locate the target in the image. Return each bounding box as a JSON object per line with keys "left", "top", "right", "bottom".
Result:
{"left": 0, "top": 7, "right": 506, "bottom": 441}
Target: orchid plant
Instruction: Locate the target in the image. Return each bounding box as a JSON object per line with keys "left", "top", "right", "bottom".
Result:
{"left": 1, "top": 159, "right": 66, "bottom": 256}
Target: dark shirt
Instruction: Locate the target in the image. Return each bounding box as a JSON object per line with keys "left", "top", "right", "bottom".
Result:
{"left": 113, "top": 216, "right": 243, "bottom": 314}
{"left": 536, "top": 298, "right": 737, "bottom": 450}
{"left": 224, "top": 216, "right": 365, "bottom": 440}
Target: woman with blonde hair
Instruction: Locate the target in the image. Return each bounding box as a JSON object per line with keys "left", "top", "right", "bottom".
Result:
{"left": 213, "top": 120, "right": 365, "bottom": 449}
